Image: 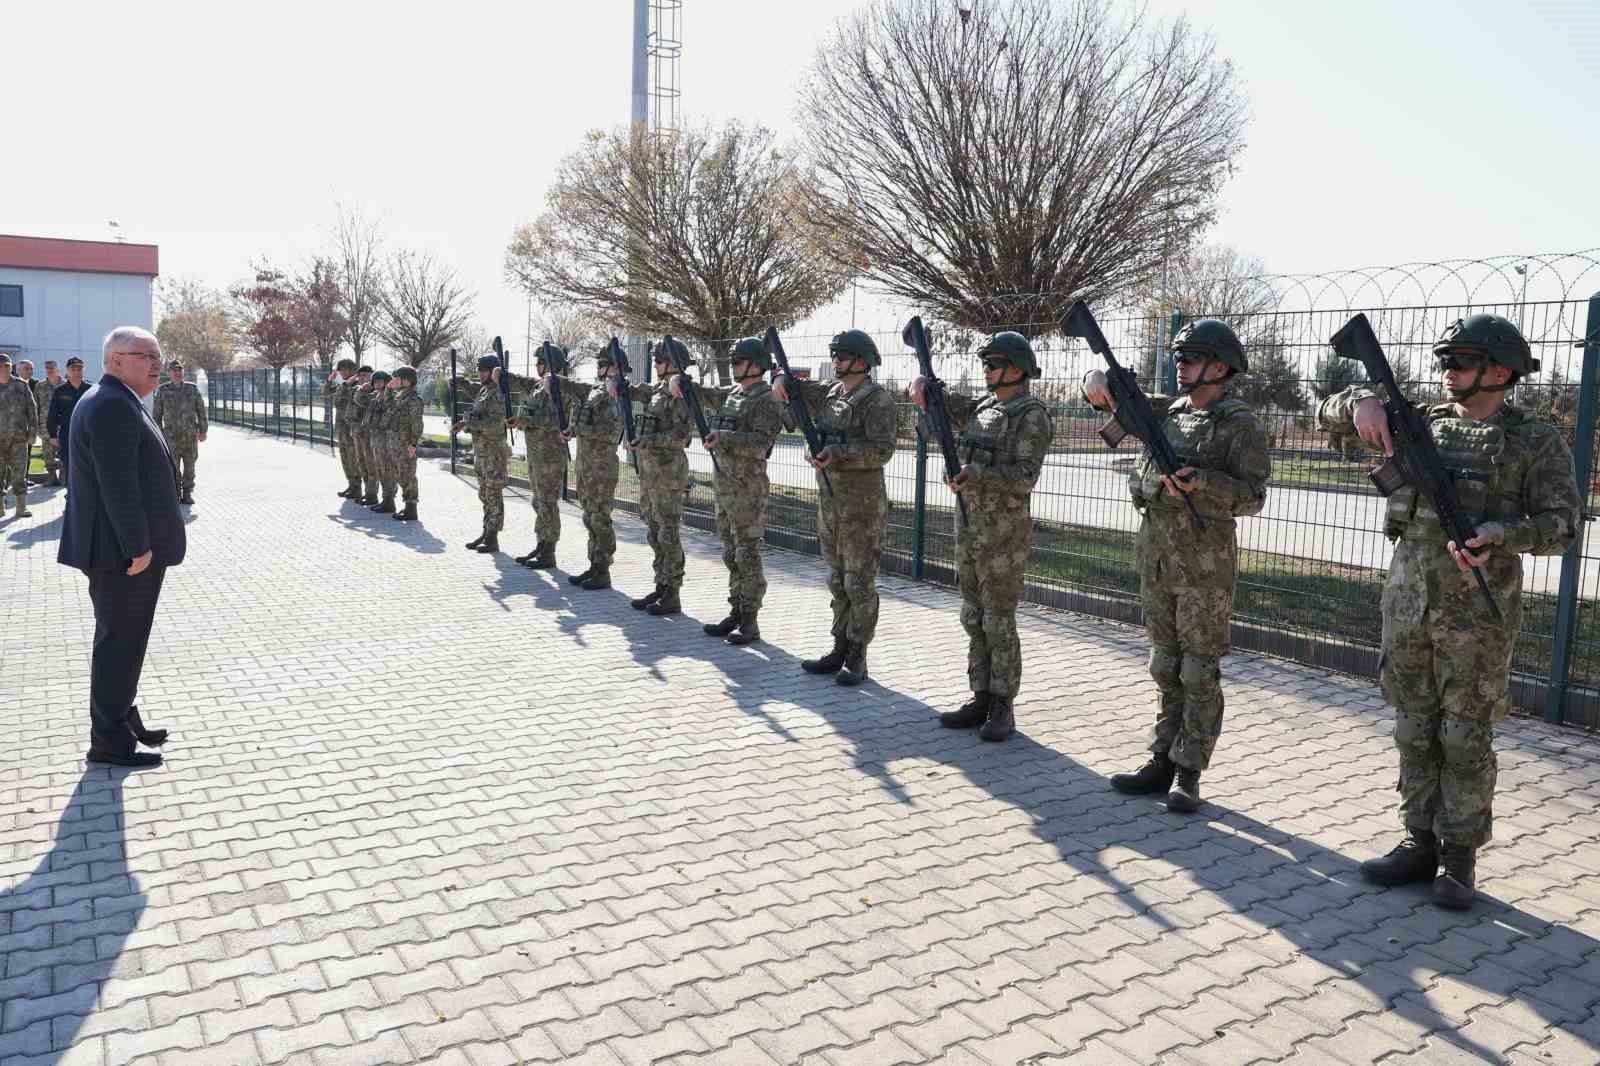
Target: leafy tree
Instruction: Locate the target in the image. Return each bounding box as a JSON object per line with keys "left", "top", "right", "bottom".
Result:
{"left": 231, "top": 263, "right": 310, "bottom": 371}
{"left": 155, "top": 278, "right": 236, "bottom": 376}
{"left": 294, "top": 257, "right": 348, "bottom": 372}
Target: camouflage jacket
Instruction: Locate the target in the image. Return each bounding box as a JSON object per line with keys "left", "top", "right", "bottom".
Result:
{"left": 785, "top": 378, "right": 897, "bottom": 472}
{"left": 700, "top": 381, "right": 783, "bottom": 465}
{"left": 463, "top": 382, "right": 511, "bottom": 455}
{"left": 28, "top": 379, "right": 53, "bottom": 435}
{"left": 518, "top": 379, "right": 567, "bottom": 438}
{"left": 555, "top": 377, "right": 621, "bottom": 444}
{"left": 626, "top": 379, "right": 692, "bottom": 453}
{"left": 946, "top": 389, "right": 1054, "bottom": 499}
{"left": 153, "top": 381, "right": 207, "bottom": 437}
{"left": 350, "top": 384, "right": 378, "bottom": 433}
{"left": 1318, "top": 387, "right": 1579, "bottom": 556}
{"left": 1124, "top": 388, "right": 1270, "bottom": 523}
{"left": 323, "top": 376, "right": 360, "bottom": 427}
{"left": 388, "top": 388, "right": 425, "bottom": 446}
{"left": 0, "top": 378, "right": 38, "bottom": 438}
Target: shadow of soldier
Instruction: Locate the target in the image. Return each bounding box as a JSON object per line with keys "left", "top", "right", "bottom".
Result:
{"left": 713, "top": 602, "right": 1600, "bottom": 1063}
{"left": 2, "top": 512, "right": 63, "bottom": 549}
{"left": 326, "top": 502, "right": 445, "bottom": 554}
{"left": 1, "top": 769, "right": 147, "bottom": 1064}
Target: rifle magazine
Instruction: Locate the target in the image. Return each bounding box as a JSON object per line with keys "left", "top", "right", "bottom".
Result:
{"left": 1098, "top": 419, "right": 1129, "bottom": 449}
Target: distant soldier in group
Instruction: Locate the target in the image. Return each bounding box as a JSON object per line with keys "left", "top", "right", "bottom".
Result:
{"left": 454, "top": 354, "right": 510, "bottom": 552}
{"left": 772, "top": 330, "right": 897, "bottom": 686}
{"left": 911, "top": 332, "right": 1053, "bottom": 740}
{"left": 48, "top": 356, "right": 90, "bottom": 487}
{"left": 611, "top": 338, "right": 694, "bottom": 615}
{"left": 0, "top": 354, "right": 38, "bottom": 518}
{"left": 679, "top": 336, "right": 784, "bottom": 645}
{"left": 1083, "top": 319, "right": 1270, "bottom": 813}
{"left": 14, "top": 360, "right": 44, "bottom": 486}
{"left": 324, "top": 358, "right": 365, "bottom": 498}
{"left": 1320, "top": 314, "right": 1579, "bottom": 909}
{"left": 385, "top": 366, "right": 424, "bottom": 521}
{"left": 349, "top": 367, "right": 383, "bottom": 506}
{"left": 152, "top": 359, "right": 207, "bottom": 504}
{"left": 551, "top": 344, "right": 622, "bottom": 590}
{"left": 37, "top": 360, "right": 63, "bottom": 484}
{"left": 510, "top": 342, "right": 573, "bottom": 570}
{"left": 365, "top": 371, "right": 396, "bottom": 513}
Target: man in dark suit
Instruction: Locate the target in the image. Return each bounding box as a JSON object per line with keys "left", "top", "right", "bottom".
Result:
{"left": 49, "top": 356, "right": 92, "bottom": 486}
{"left": 58, "top": 327, "right": 186, "bottom": 768}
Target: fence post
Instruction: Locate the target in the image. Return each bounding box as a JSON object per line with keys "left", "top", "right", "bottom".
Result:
{"left": 1544, "top": 292, "right": 1600, "bottom": 723}
{"left": 912, "top": 432, "right": 929, "bottom": 579}
{"left": 1163, "top": 311, "right": 1183, "bottom": 394}
{"left": 290, "top": 368, "right": 298, "bottom": 442}
{"left": 449, "top": 347, "right": 458, "bottom": 476}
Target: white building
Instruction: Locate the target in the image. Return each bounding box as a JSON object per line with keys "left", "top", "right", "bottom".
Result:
{"left": 0, "top": 234, "right": 159, "bottom": 381}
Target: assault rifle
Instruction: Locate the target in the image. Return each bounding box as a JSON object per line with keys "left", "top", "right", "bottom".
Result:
{"left": 902, "top": 315, "right": 968, "bottom": 523}
{"left": 536, "top": 340, "right": 572, "bottom": 461}
{"left": 608, "top": 336, "right": 641, "bottom": 476}
{"left": 1062, "top": 300, "right": 1205, "bottom": 532}
{"left": 764, "top": 326, "right": 832, "bottom": 496}
{"left": 667, "top": 335, "right": 720, "bottom": 473}
{"left": 1330, "top": 312, "right": 1501, "bottom": 621}
{"left": 492, "top": 335, "right": 513, "bottom": 446}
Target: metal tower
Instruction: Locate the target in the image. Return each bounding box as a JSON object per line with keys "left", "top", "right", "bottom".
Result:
{"left": 631, "top": 0, "right": 682, "bottom": 140}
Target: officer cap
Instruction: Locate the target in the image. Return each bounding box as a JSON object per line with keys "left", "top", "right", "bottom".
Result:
{"left": 651, "top": 336, "right": 693, "bottom": 371}
{"left": 1433, "top": 313, "right": 1538, "bottom": 375}
{"left": 393, "top": 366, "right": 417, "bottom": 383}
{"left": 829, "top": 329, "right": 880, "bottom": 366}
{"left": 535, "top": 341, "right": 570, "bottom": 375}
{"left": 730, "top": 336, "right": 773, "bottom": 372}
{"left": 976, "top": 331, "right": 1041, "bottom": 379}
{"left": 166, "top": 359, "right": 184, "bottom": 370}
{"left": 66, "top": 357, "right": 84, "bottom": 368}
{"left": 1171, "top": 319, "right": 1248, "bottom": 373}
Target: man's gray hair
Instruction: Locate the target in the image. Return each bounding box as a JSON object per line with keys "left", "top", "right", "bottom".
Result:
{"left": 16, "top": 359, "right": 33, "bottom": 371}
{"left": 102, "top": 326, "right": 160, "bottom": 360}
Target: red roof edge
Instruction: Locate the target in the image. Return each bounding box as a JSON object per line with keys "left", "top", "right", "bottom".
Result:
{"left": 0, "top": 234, "right": 159, "bottom": 277}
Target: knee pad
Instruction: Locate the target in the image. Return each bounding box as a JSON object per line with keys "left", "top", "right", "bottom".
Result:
{"left": 1149, "top": 646, "right": 1181, "bottom": 688}
{"left": 1440, "top": 718, "right": 1494, "bottom": 770}
{"left": 1179, "top": 654, "right": 1220, "bottom": 693}
{"left": 1394, "top": 709, "right": 1438, "bottom": 756}
{"left": 843, "top": 572, "right": 874, "bottom": 602}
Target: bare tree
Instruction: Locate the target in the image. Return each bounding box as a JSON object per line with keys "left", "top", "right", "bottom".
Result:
{"left": 505, "top": 121, "right": 851, "bottom": 384}
{"left": 375, "top": 249, "right": 476, "bottom": 369}
{"left": 155, "top": 277, "right": 237, "bottom": 376}
{"left": 333, "top": 202, "right": 384, "bottom": 367}
{"left": 797, "top": 0, "right": 1247, "bottom": 334}
{"left": 530, "top": 306, "right": 613, "bottom": 374}
{"left": 231, "top": 262, "right": 311, "bottom": 370}
{"left": 293, "top": 257, "right": 348, "bottom": 372}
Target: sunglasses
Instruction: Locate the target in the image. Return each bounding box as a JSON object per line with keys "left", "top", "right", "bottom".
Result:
{"left": 1171, "top": 351, "right": 1207, "bottom": 367}
{"left": 981, "top": 358, "right": 1010, "bottom": 373}
{"left": 1437, "top": 350, "right": 1489, "bottom": 371}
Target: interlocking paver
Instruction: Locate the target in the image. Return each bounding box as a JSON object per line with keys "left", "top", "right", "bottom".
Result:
{"left": 6, "top": 425, "right": 1600, "bottom": 1066}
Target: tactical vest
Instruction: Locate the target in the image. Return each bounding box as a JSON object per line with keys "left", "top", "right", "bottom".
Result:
{"left": 712, "top": 383, "right": 777, "bottom": 457}
{"left": 520, "top": 386, "right": 562, "bottom": 433}
{"left": 635, "top": 382, "right": 680, "bottom": 437}
{"left": 816, "top": 380, "right": 884, "bottom": 449}
{"left": 1386, "top": 406, "right": 1527, "bottom": 541}
{"left": 1135, "top": 396, "right": 1251, "bottom": 512}
{"left": 573, "top": 390, "right": 610, "bottom": 434}
{"left": 959, "top": 393, "right": 1048, "bottom": 470}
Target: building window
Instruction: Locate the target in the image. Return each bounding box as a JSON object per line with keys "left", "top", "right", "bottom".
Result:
{"left": 0, "top": 284, "right": 21, "bottom": 317}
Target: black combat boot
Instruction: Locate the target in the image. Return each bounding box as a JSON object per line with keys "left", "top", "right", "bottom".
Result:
{"left": 703, "top": 611, "right": 740, "bottom": 637}
{"left": 631, "top": 586, "right": 664, "bottom": 611}
{"left": 568, "top": 567, "right": 594, "bottom": 586}
{"left": 1434, "top": 843, "right": 1477, "bottom": 910}
{"left": 801, "top": 636, "right": 848, "bottom": 674}
{"left": 1167, "top": 768, "right": 1202, "bottom": 813}
{"left": 465, "top": 534, "right": 485, "bottom": 550}
{"left": 836, "top": 643, "right": 868, "bottom": 686}
{"left": 337, "top": 482, "right": 356, "bottom": 497}
{"left": 372, "top": 496, "right": 395, "bottom": 514}
{"left": 127, "top": 706, "right": 168, "bottom": 747}
{"left": 394, "top": 502, "right": 417, "bottom": 521}
{"left": 940, "top": 692, "right": 992, "bottom": 729}
{"left": 178, "top": 494, "right": 194, "bottom": 506}
{"left": 726, "top": 612, "right": 761, "bottom": 646}
{"left": 1110, "top": 754, "right": 1176, "bottom": 795}
{"left": 647, "top": 587, "right": 682, "bottom": 616}
{"left": 1359, "top": 830, "right": 1439, "bottom": 887}
{"left": 581, "top": 569, "right": 611, "bottom": 590}
{"left": 475, "top": 533, "right": 499, "bottom": 553}
{"left": 978, "top": 698, "right": 1014, "bottom": 742}
{"left": 363, "top": 489, "right": 379, "bottom": 505}
{"left": 529, "top": 543, "right": 558, "bottom": 569}
{"left": 515, "top": 542, "right": 543, "bottom": 565}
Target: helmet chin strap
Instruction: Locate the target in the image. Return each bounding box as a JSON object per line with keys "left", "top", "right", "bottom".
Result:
{"left": 835, "top": 357, "right": 868, "bottom": 380}
{"left": 986, "top": 366, "right": 1026, "bottom": 391}
{"left": 1445, "top": 363, "right": 1512, "bottom": 402}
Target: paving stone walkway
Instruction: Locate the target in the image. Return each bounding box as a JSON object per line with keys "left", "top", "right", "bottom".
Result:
{"left": 4, "top": 425, "right": 1600, "bottom": 1066}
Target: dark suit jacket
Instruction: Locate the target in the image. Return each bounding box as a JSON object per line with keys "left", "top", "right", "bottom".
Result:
{"left": 47, "top": 380, "right": 91, "bottom": 440}
{"left": 57, "top": 374, "right": 186, "bottom": 572}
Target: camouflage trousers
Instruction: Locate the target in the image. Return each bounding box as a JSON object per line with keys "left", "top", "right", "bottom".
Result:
{"left": 337, "top": 424, "right": 360, "bottom": 483}
{"left": 957, "top": 500, "right": 1031, "bottom": 700}
{"left": 576, "top": 447, "right": 619, "bottom": 571}
{"left": 387, "top": 443, "right": 418, "bottom": 503}
{"left": 0, "top": 435, "right": 28, "bottom": 499}
{"left": 475, "top": 439, "right": 509, "bottom": 534}
{"left": 526, "top": 433, "right": 569, "bottom": 545}
{"left": 817, "top": 470, "right": 889, "bottom": 646}
{"left": 165, "top": 433, "right": 198, "bottom": 495}
{"left": 1379, "top": 538, "right": 1519, "bottom": 848}
{"left": 639, "top": 448, "right": 688, "bottom": 590}
{"left": 1138, "top": 516, "right": 1236, "bottom": 772}
{"left": 40, "top": 434, "right": 58, "bottom": 476}
{"left": 356, "top": 431, "right": 380, "bottom": 496}
{"left": 714, "top": 462, "right": 769, "bottom": 613}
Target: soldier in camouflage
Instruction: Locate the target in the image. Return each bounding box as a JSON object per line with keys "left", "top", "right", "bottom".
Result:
{"left": 324, "top": 358, "right": 365, "bottom": 498}
{"left": 454, "top": 355, "right": 511, "bottom": 552}
{"left": 385, "top": 366, "right": 424, "bottom": 521}
{"left": 612, "top": 338, "right": 695, "bottom": 616}
{"left": 36, "top": 361, "right": 62, "bottom": 484}
{"left": 365, "top": 371, "right": 396, "bottom": 513}
{"left": 773, "top": 329, "right": 898, "bottom": 686}
{"left": 510, "top": 342, "right": 573, "bottom": 570}
{"left": 14, "top": 360, "right": 43, "bottom": 487}
{"left": 152, "top": 360, "right": 208, "bottom": 504}
{"left": 0, "top": 354, "right": 38, "bottom": 518}
{"left": 1320, "top": 313, "right": 1579, "bottom": 910}
{"left": 1084, "top": 319, "right": 1271, "bottom": 813}
{"left": 552, "top": 345, "right": 623, "bottom": 591}
{"left": 912, "top": 332, "right": 1054, "bottom": 741}
{"left": 350, "top": 370, "right": 382, "bottom": 505}
{"left": 683, "top": 336, "right": 784, "bottom": 646}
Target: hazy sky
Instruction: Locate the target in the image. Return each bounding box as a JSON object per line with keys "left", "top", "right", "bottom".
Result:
{"left": 6, "top": 0, "right": 1598, "bottom": 356}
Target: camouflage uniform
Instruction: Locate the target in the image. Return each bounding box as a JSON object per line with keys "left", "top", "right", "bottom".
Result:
{"left": 701, "top": 380, "right": 784, "bottom": 615}
{"left": 625, "top": 378, "right": 693, "bottom": 592}
{"left": 0, "top": 374, "right": 38, "bottom": 506}
{"left": 1130, "top": 385, "right": 1270, "bottom": 771}
{"left": 152, "top": 379, "right": 207, "bottom": 497}
{"left": 26, "top": 376, "right": 51, "bottom": 479}
{"left": 368, "top": 387, "right": 396, "bottom": 503}
{"left": 787, "top": 378, "right": 898, "bottom": 647}
{"left": 323, "top": 376, "right": 363, "bottom": 490}
{"left": 945, "top": 390, "right": 1054, "bottom": 701}
{"left": 464, "top": 382, "right": 510, "bottom": 537}
{"left": 388, "top": 385, "right": 424, "bottom": 505}
{"left": 350, "top": 385, "right": 380, "bottom": 500}
{"left": 1319, "top": 388, "right": 1579, "bottom": 847}
{"left": 519, "top": 381, "right": 570, "bottom": 547}
{"left": 560, "top": 376, "right": 622, "bottom": 575}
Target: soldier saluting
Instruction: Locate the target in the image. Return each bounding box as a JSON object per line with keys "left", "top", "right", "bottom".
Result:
{"left": 1319, "top": 313, "right": 1579, "bottom": 909}
{"left": 1083, "top": 320, "right": 1271, "bottom": 813}
{"left": 910, "top": 332, "right": 1053, "bottom": 741}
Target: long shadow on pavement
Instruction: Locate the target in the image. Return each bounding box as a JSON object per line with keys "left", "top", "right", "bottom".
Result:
{"left": 2, "top": 512, "right": 63, "bottom": 550}
{"left": 326, "top": 500, "right": 445, "bottom": 554}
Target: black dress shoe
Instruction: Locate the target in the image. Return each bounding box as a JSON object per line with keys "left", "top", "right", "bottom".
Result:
{"left": 87, "top": 749, "right": 163, "bottom": 768}
{"left": 127, "top": 706, "right": 169, "bottom": 747}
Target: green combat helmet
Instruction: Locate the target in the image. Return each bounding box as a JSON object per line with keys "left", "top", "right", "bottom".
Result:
{"left": 729, "top": 336, "right": 773, "bottom": 373}
{"left": 594, "top": 343, "right": 615, "bottom": 368}
{"left": 1433, "top": 313, "right": 1538, "bottom": 375}
{"left": 393, "top": 366, "right": 417, "bottom": 384}
{"left": 828, "top": 329, "right": 880, "bottom": 366}
{"left": 976, "top": 331, "right": 1041, "bottom": 379}
{"left": 652, "top": 336, "right": 693, "bottom": 371}
{"left": 535, "top": 341, "right": 570, "bottom": 375}
{"left": 1172, "top": 319, "right": 1248, "bottom": 373}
